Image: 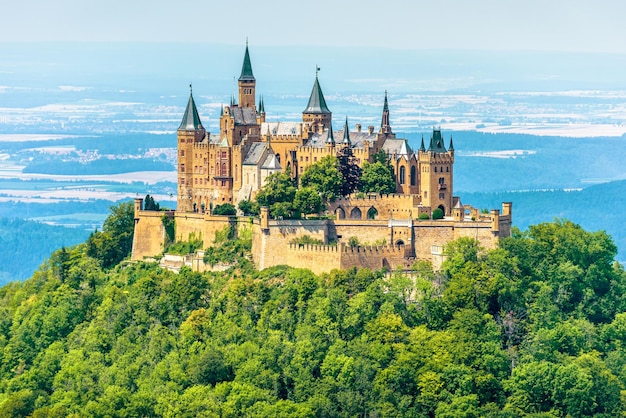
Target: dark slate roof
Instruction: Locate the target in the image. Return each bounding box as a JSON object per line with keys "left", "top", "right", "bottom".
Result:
{"left": 419, "top": 136, "right": 426, "bottom": 152}
{"left": 239, "top": 44, "right": 255, "bottom": 81}
{"left": 303, "top": 75, "right": 331, "bottom": 114}
{"left": 428, "top": 129, "right": 448, "bottom": 153}
{"left": 243, "top": 142, "right": 267, "bottom": 165}
{"left": 304, "top": 129, "right": 378, "bottom": 149}
{"left": 342, "top": 118, "right": 351, "bottom": 145}
{"left": 178, "top": 92, "right": 203, "bottom": 131}
{"left": 231, "top": 107, "right": 258, "bottom": 125}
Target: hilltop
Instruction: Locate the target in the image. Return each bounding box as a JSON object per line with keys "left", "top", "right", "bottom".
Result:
{"left": 0, "top": 204, "right": 625, "bottom": 416}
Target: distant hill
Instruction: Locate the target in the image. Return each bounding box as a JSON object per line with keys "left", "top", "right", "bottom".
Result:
{"left": 0, "top": 218, "right": 90, "bottom": 285}
{"left": 461, "top": 179, "right": 626, "bottom": 261}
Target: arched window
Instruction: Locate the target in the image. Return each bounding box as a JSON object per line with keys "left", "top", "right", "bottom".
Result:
{"left": 367, "top": 206, "right": 378, "bottom": 220}
{"left": 221, "top": 163, "right": 227, "bottom": 176}
{"left": 399, "top": 166, "right": 406, "bottom": 185}
{"left": 410, "top": 166, "right": 416, "bottom": 186}
{"left": 350, "top": 207, "right": 362, "bottom": 220}
{"left": 336, "top": 207, "right": 346, "bottom": 219}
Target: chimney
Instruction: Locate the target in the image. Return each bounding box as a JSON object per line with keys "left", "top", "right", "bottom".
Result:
{"left": 355, "top": 123, "right": 362, "bottom": 132}
{"left": 368, "top": 125, "right": 375, "bottom": 134}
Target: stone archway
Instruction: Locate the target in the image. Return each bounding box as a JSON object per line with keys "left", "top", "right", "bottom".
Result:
{"left": 367, "top": 206, "right": 378, "bottom": 220}
{"left": 438, "top": 204, "right": 446, "bottom": 216}
{"left": 395, "top": 239, "right": 405, "bottom": 246}
{"left": 350, "top": 207, "right": 362, "bottom": 220}
{"left": 336, "top": 207, "right": 346, "bottom": 219}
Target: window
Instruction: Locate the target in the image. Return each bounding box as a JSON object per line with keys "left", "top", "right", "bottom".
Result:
{"left": 221, "top": 163, "right": 227, "bottom": 176}
{"left": 446, "top": 166, "right": 449, "bottom": 172}
{"left": 180, "top": 164, "right": 185, "bottom": 172}
{"left": 410, "top": 166, "right": 416, "bottom": 185}
{"left": 439, "top": 177, "right": 445, "bottom": 184}
{"left": 434, "top": 167, "right": 437, "bottom": 173}
{"left": 399, "top": 166, "right": 406, "bottom": 185}
{"left": 181, "top": 150, "right": 185, "bottom": 156}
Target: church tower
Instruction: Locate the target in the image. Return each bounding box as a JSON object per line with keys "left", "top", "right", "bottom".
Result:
{"left": 418, "top": 129, "right": 454, "bottom": 216}
{"left": 177, "top": 87, "right": 206, "bottom": 213}
{"left": 302, "top": 69, "right": 331, "bottom": 134}
{"left": 238, "top": 41, "right": 256, "bottom": 109}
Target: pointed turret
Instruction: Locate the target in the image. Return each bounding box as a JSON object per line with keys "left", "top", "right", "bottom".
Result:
{"left": 238, "top": 41, "right": 256, "bottom": 108}
{"left": 380, "top": 90, "right": 391, "bottom": 134}
{"left": 259, "top": 96, "right": 265, "bottom": 114}
{"left": 419, "top": 136, "right": 426, "bottom": 152}
{"left": 239, "top": 41, "right": 255, "bottom": 82}
{"left": 303, "top": 71, "right": 331, "bottom": 114}
{"left": 449, "top": 136, "right": 454, "bottom": 151}
{"left": 428, "top": 129, "right": 447, "bottom": 153}
{"left": 325, "top": 123, "right": 335, "bottom": 146}
{"left": 302, "top": 67, "right": 332, "bottom": 133}
{"left": 342, "top": 117, "right": 351, "bottom": 146}
{"left": 178, "top": 86, "right": 203, "bottom": 131}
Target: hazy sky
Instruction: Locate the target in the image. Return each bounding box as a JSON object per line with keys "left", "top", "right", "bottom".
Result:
{"left": 2, "top": 0, "right": 625, "bottom": 53}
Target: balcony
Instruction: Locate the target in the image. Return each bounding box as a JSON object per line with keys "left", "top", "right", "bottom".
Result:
{"left": 438, "top": 183, "right": 447, "bottom": 190}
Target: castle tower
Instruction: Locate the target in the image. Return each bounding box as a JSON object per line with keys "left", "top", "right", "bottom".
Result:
{"left": 418, "top": 129, "right": 454, "bottom": 216}
{"left": 238, "top": 41, "right": 256, "bottom": 109}
{"left": 177, "top": 87, "right": 206, "bottom": 212}
{"left": 302, "top": 68, "right": 331, "bottom": 133}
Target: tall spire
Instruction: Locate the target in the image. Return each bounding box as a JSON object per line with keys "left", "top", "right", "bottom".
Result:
{"left": 449, "top": 136, "right": 454, "bottom": 151}
{"left": 380, "top": 90, "right": 392, "bottom": 134}
{"left": 303, "top": 68, "right": 331, "bottom": 114}
{"left": 239, "top": 39, "right": 255, "bottom": 81}
{"left": 259, "top": 95, "right": 265, "bottom": 114}
{"left": 419, "top": 135, "right": 426, "bottom": 152}
{"left": 178, "top": 84, "right": 203, "bottom": 131}
{"left": 342, "top": 117, "right": 351, "bottom": 145}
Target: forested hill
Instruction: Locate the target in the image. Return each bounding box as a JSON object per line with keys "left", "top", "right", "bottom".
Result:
{"left": 1, "top": 209, "right": 626, "bottom": 415}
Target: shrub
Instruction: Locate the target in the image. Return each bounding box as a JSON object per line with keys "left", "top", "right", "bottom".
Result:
{"left": 212, "top": 203, "right": 237, "bottom": 216}
{"left": 348, "top": 236, "right": 360, "bottom": 247}
{"left": 418, "top": 212, "right": 430, "bottom": 220}
{"left": 432, "top": 208, "right": 444, "bottom": 220}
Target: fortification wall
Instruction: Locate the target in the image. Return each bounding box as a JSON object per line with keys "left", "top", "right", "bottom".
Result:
{"left": 175, "top": 213, "right": 232, "bottom": 244}
{"left": 252, "top": 219, "right": 329, "bottom": 271}
{"left": 340, "top": 245, "right": 411, "bottom": 271}
{"left": 132, "top": 210, "right": 169, "bottom": 260}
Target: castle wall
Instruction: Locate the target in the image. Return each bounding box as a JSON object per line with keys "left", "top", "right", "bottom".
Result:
{"left": 175, "top": 213, "right": 232, "bottom": 244}
{"left": 340, "top": 245, "right": 411, "bottom": 271}
{"left": 132, "top": 209, "right": 169, "bottom": 260}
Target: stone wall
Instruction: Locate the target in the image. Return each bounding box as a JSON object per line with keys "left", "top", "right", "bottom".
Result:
{"left": 131, "top": 209, "right": 169, "bottom": 260}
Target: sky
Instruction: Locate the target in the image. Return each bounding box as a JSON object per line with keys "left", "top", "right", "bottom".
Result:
{"left": 1, "top": 0, "right": 625, "bottom": 53}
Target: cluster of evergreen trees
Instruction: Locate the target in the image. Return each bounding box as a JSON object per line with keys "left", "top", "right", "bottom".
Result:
{"left": 0, "top": 203, "right": 625, "bottom": 416}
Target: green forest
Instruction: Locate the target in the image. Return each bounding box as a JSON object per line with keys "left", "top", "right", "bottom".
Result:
{"left": 1, "top": 204, "right": 626, "bottom": 417}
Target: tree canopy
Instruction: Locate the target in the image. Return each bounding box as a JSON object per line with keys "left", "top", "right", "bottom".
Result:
{"left": 0, "top": 219, "right": 625, "bottom": 416}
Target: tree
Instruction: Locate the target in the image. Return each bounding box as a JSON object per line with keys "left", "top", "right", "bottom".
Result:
{"left": 212, "top": 203, "right": 237, "bottom": 216}
{"left": 337, "top": 146, "right": 361, "bottom": 196}
{"left": 86, "top": 201, "right": 135, "bottom": 269}
{"left": 255, "top": 171, "right": 297, "bottom": 218}
{"left": 360, "top": 160, "right": 396, "bottom": 194}
{"left": 300, "top": 156, "right": 343, "bottom": 201}
{"left": 143, "top": 194, "right": 159, "bottom": 211}
{"left": 294, "top": 187, "right": 323, "bottom": 217}
{"left": 238, "top": 199, "right": 259, "bottom": 216}
{"left": 432, "top": 208, "right": 444, "bottom": 219}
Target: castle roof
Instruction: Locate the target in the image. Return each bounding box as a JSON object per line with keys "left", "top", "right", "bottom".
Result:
{"left": 261, "top": 153, "right": 281, "bottom": 170}
{"left": 304, "top": 128, "right": 377, "bottom": 149}
{"left": 239, "top": 43, "right": 255, "bottom": 82}
{"left": 303, "top": 73, "right": 331, "bottom": 114}
{"left": 243, "top": 142, "right": 268, "bottom": 165}
{"left": 230, "top": 107, "right": 258, "bottom": 125}
{"left": 428, "top": 129, "right": 448, "bottom": 153}
{"left": 178, "top": 90, "right": 203, "bottom": 131}
{"left": 382, "top": 138, "right": 412, "bottom": 156}
{"left": 262, "top": 122, "right": 300, "bottom": 136}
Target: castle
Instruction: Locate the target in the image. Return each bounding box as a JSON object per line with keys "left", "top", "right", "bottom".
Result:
{"left": 131, "top": 44, "right": 512, "bottom": 274}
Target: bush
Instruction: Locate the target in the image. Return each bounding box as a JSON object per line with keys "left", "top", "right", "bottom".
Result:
{"left": 418, "top": 212, "right": 430, "bottom": 220}
{"left": 432, "top": 208, "right": 444, "bottom": 220}
{"left": 212, "top": 203, "right": 237, "bottom": 216}
{"left": 348, "top": 236, "right": 360, "bottom": 247}
{"left": 166, "top": 232, "right": 203, "bottom": 255}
